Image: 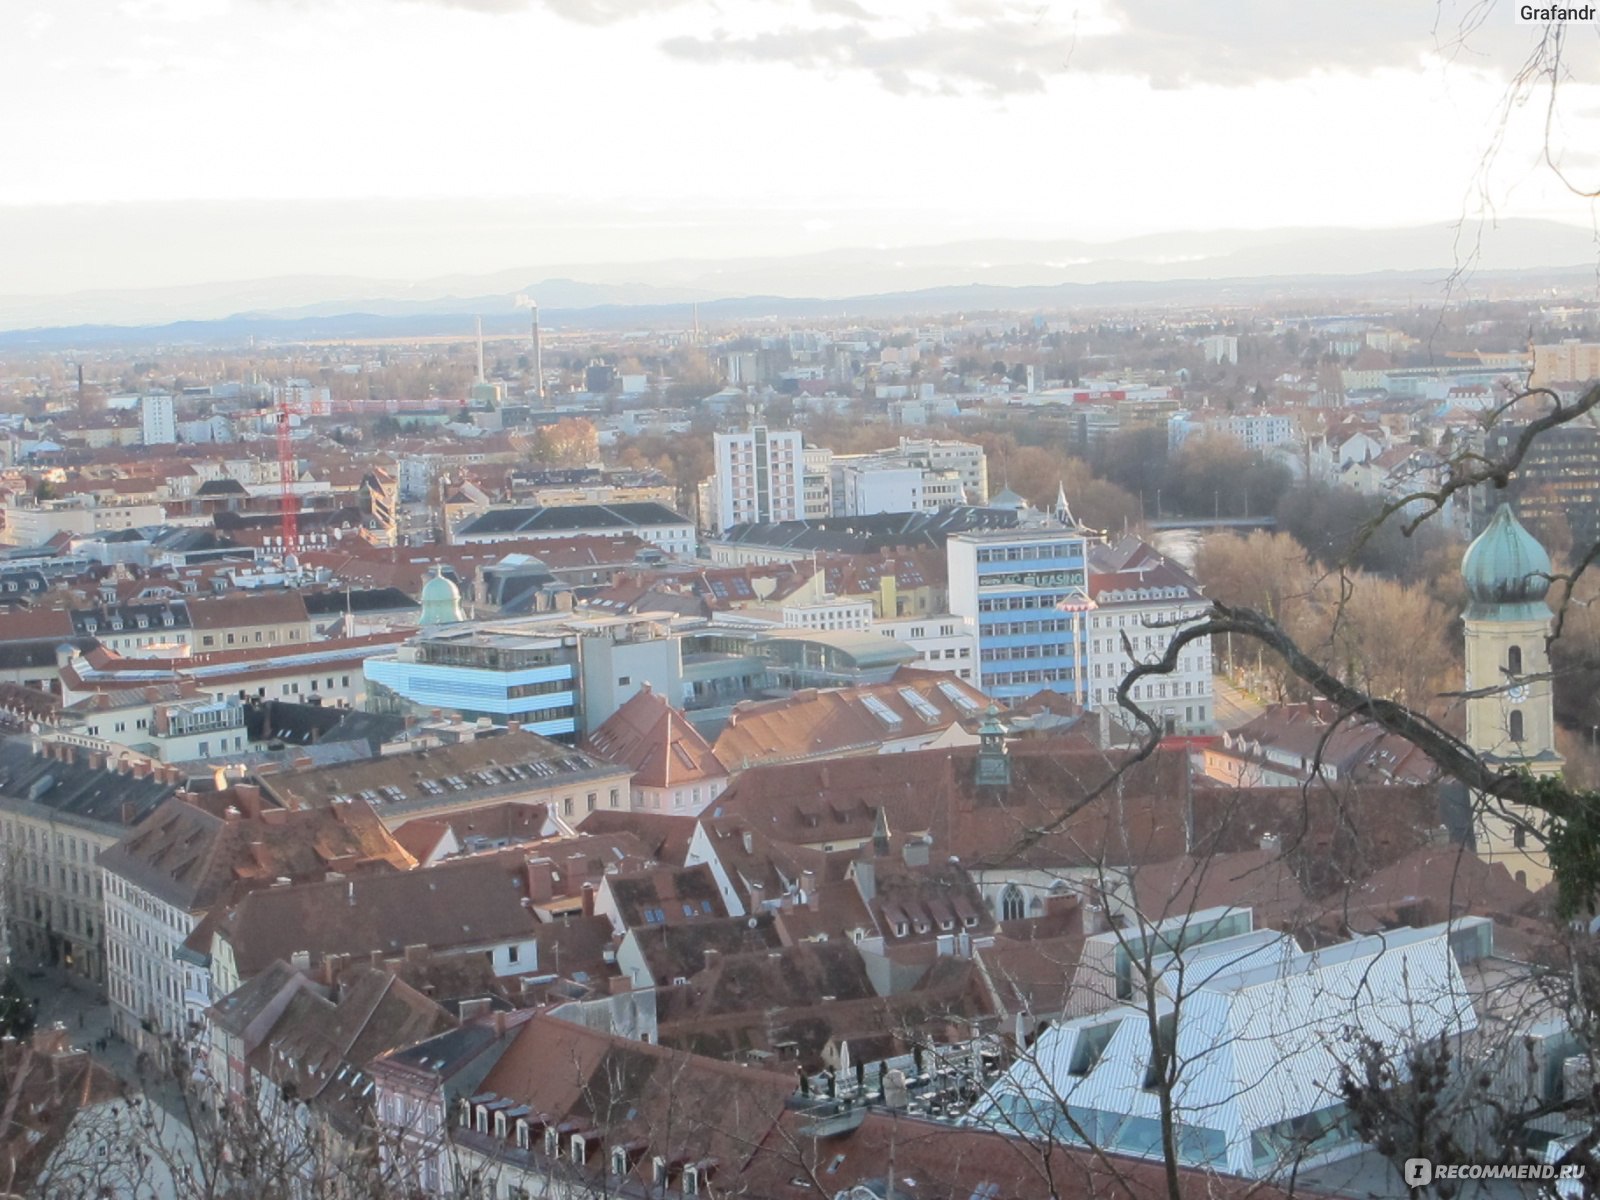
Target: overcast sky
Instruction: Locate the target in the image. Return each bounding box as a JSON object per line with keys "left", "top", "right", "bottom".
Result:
{"left": 4, "top": 0, "right": 1599, "bottom": 294}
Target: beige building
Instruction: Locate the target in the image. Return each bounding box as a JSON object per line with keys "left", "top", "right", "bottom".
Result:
{"left": 1, "top": 498, "right": 166, "bottom": 548}
{"left": 1530, "top": 340, "right": 1600, "bottom": 387}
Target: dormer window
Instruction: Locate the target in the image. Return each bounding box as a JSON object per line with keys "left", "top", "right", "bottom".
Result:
{"left": 459, "top": 1099, "right": 473, "bottom": 1128}
{"left": 544, "top": 1125, "right": 561, "bottom": 1157}
{"left": 493, "top": 1111, "right": 508, "bottom": 1140}
{"left": 611, "top": 1146, "right": 629, "bottom": 1176}
{"left": 571, "top": 1134, "right": 588, "bottom": 1166}
{"left": 515, "top": 1119, "right": 530, "bottom": 1150}
{"left": 962, "top": 914, "right": 978, "bottom": 928}
{"left": 652, "top": 1156, "right": 670, "bottom": 1187}
{"left": 475, "top": 1105, "right": 488, "bottom": 1134}
{"left": 683, "top": 1166, "right": 700, "bottom": 1196}
{"left": 894, "top": 922, "right": 908, "bottom": 938}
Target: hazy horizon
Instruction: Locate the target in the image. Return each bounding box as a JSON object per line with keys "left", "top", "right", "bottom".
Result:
{"left": 6, "top": 0, "right": 1598, "bottom": 314}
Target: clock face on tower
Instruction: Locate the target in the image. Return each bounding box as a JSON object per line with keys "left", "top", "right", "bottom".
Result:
{"left": 1508, "top": 684, "right": 1530, "bottom": 702}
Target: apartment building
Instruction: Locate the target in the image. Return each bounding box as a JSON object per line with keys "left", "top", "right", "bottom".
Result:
{"left": 1083, "top": 536, "right": 1214, "bottom": 732}
{"left": 99, "top": 789, "right": 411, "bottom": 1058}
{"left": 1531, "top": 340, "right": 1600, "bottom": 387}
{"left": 896, "top": 436, "right": 988, "bottom": 503}
{"left": 711, "top": 425, "right": 805, "bottom": 533}
{"left": 0, "top": 740, "right": 177, "bottom": 985}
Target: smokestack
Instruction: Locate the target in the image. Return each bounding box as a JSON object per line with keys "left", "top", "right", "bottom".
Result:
{"left": 475, "top": 316, "right": 485, "bottom": 384}
{"left": 531, "top": 302, "right": 544, "bottom": 402}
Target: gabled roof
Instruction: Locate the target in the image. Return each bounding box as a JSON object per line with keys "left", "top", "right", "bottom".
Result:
{"left": 708, "top": 739, "right": 1192, "bottom": 871}
{"left": 0, "top": 738, "right": 177, "bottom": 830}
{"left": 604, "top": 862, "right": 728, "bottom": 930}
{"left": 711, "top": 668, "right": 988, "bottom": 770}
{"left": 583, "top": 686, "right": 726, "bottom": 789}
{"left": 100, "top": 793, "right": 412, "bottom": 913}
{"left": 470, "top": 1013, "right": 796, "bottom": 1182}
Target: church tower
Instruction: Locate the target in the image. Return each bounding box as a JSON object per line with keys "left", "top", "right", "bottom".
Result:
{"left": 1460, "top": 503, "right": 1562, "bottom": 887}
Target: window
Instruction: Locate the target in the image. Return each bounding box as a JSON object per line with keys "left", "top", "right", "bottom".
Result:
{"left": 544, "top": 1125, "right": 560, "bottom": 1157}
{"left": 1508, "top": 645, "right": 1523, "bottom": 676}
{"left": 1000, "top": 884, "right": 1025, "bottom": 922}
{"left": 1509, "top": 710, "right": 1525, "bottom": 742}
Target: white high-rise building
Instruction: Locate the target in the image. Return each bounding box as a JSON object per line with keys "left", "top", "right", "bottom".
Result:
{"left": 712, "top": 426, "right": 805, "bottom": 533}
{"left": 141, "top": 393, "right": 176, "bottom": 445}
{"left": 896, "top": 436, "right": 988, "bottom": 503}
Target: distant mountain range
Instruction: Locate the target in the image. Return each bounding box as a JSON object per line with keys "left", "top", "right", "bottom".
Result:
{"left": 1, "top": 219, "right": 1597, "bottom": 347}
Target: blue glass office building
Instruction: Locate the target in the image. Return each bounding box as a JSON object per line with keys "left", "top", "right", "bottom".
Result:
{"left": 947, "top": 526, "right": 1091, "bottom": 705}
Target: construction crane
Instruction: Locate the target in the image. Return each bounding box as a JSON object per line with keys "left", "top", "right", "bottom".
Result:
{"left": 276, "top": 390, "right": 298, "bottom": 557}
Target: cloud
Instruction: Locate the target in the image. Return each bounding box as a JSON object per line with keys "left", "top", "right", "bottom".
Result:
{"left": 660, "top": 0, "right": 1547, "bottom": 96}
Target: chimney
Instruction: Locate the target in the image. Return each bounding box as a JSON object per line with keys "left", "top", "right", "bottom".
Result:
{"left": 120, "top": 801, "right": 136, "bottom": 826}
{"left": 132, "top": 760, "right": 150, "bottom": 780}
{"left": 87, "top": 750, "right": 106, "bottom": 772}
{"left": 369, "top": 950, "right": 384, "bottom": 967}
{"left": 116, "top": 755, "right": 131, "bottom": 776}
{"left": 507, "top": 721, "right": 521, "bottom": 734}
{"left": 1259, "top": 832, "right": 1281, "bottom": 854}
{"left": 703, "top": 947, "right": 719, "bottom": 971}
{"left": 232, "top": 783, "right": 263, "bottom": 819}
{"left": 526, "top": 858, "right": 555, "bottom": 903}
{"left": 608, "top": 975, "right": 632, "bottom": 996}
{"left": 581, "top": 882, "right": 596, "bottom": 919}
{"left": 404, "top": 943, "right": 428, "bottom": 963}
{"left": 802, "top": 869, "right": 819, "bottom": 910}
{"left": 902, "top": 837, "right": 930, "bottom": 868}
{"left": 740, "top": 830, "right": 754, "bottom": 855}
{"left": 491, "top": 1010, "right": 507, "bottom": 1037}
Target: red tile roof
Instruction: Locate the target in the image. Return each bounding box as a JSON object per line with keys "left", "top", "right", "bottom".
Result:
{"left": 712, "top": 668, "right": 988, "bottom": 770}
{"left": 583, "top": 685, "right": 727, "bottom": 790}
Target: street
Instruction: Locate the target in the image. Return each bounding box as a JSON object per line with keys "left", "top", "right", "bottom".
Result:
{"left": 1211, "top": 673, "right": 1266, "bottom": 731}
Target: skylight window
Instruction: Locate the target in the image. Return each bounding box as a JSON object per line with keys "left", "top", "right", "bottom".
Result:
{"left": 899, "top": 688, "right": 942, "bottom": 723}
{"left": 860, "top": 695, "right": 902, "bottom": 728}
{"left": 937, "top": 680, "right": 980, "bottom": 714}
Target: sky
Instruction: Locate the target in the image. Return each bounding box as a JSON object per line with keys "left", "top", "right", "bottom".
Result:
{"left": 3, "top": 0, "right": 1600, "bottom": 296}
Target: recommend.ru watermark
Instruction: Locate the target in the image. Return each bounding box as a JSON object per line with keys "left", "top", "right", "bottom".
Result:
{"left": 1405, "top": 1158, "right": 1584, "bottom": 1188}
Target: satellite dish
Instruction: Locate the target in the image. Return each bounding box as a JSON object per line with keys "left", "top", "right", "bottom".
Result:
{"left": 746, "top": 917, "right": 758, "bottom": 929}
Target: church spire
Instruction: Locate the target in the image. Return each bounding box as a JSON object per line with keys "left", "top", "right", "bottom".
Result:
{"left": 1054, "top": 480, "right": 1075, "bottom": 528}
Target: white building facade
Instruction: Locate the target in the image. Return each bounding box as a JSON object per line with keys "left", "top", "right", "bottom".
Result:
{"left": 140, "top": 394, "right": 177, "bottom": 446}
{"left": 872, "top": 614, "right": 978, "bottom": 681}
{"left": 712, "top": 426, "right": 805, "bottom": 533}
{"left": 1084, "top": 541, "right": 1214, "bottom": 732}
